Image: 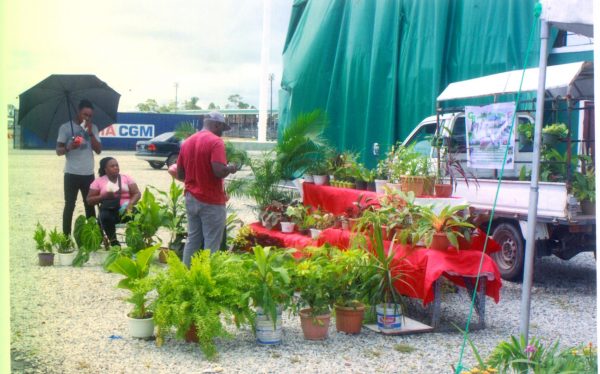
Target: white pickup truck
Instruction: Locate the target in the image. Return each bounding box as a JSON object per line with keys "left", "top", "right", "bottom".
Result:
{"left": 404, "top": 110, "right": 595, "bottom": 281}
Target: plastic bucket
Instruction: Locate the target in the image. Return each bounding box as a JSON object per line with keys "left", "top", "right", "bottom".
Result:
{"left": 255, "top": 307, "right": 282, "bottom": 345}
{"left": 376, "top": 303, "right": 403, "bottom": 333}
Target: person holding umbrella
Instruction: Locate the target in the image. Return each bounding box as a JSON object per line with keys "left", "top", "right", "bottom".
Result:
{"left": 56, "top": 99, "right": 102, "bottom": 235}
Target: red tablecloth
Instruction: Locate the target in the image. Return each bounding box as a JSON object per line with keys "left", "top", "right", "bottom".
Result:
{"left": 317, "top": 228, "right": 502, "bottom": 305}
{"left": 249, "top": 223, "right": 315, "bottom": 259}
{"left": 303, "top": 183, "right": 379, "bottom": 215}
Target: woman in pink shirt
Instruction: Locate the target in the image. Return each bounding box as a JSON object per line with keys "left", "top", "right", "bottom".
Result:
{"left": 87, "top": 157, "right": 141, "bottom": 245}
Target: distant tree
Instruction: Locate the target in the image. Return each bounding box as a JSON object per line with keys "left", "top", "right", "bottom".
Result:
{"left": 184, "top": 97, "right": 201, "bottom": 110}
{"left": 227, "top": 94, "right": 251, "bottom": 109}
{"left": 158, "top": 101, "right": 178, "bottom": 113}
{"left": 136, "top": 99, "right": 160, "bottom": 112}
{"left": 207, "top": 102, "right": 220, "bottom": 110}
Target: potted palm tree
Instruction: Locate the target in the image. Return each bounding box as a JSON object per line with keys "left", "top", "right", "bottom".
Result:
{"left": 108, "top": 245, "right": 159, "bottom": 338}
{"left": 292, "top": 246, "right": 337, "bottom": 340}
{"left": 243, "top": 246, "right": 295, "bottom": 345}
{"left": 360, "top": 223, "right": 412, "bottom": 333}
{"left": 417, "top": 204, "right": 475, "bottom": 251}
{"left": 33, "top": 223, "right": 54, "bottom": 266}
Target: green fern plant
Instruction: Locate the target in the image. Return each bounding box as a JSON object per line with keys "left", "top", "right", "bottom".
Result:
{"left": 33, "top": 223, "right": 52, "bottom": 253}
{"left": 154, "top": 250, "right": 253, "bottom": 359}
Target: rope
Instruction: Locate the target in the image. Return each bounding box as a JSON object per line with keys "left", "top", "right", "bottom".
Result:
{"left": 454, "top": 2, "right": 542, "bottom": 373}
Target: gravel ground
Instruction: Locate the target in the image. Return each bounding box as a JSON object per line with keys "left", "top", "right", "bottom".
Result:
{"left": 9, "top": 150, "right": 597, "bottom": 373}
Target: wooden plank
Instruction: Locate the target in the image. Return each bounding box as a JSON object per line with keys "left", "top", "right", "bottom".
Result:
{"left": 364, "top": 316, "right": 434, "bottom": 335}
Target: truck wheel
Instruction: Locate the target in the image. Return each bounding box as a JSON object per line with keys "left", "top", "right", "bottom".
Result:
{"left": 491, "top": 223, "right": 525, "bottom": 282}
{"left": 148, "top": 161, "right": 164, "bottom": 169}
{"left": 166, "top": 154, "right": 178, "bottom": 167}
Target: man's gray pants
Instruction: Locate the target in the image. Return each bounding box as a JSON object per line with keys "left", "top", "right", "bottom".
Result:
{"left": 182, "top": 192, "right": 226, "bottom": 267}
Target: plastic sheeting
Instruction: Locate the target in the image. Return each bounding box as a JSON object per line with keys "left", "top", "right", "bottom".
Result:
{"left": 280, "top": 0, "right": 550, "bottom": 166}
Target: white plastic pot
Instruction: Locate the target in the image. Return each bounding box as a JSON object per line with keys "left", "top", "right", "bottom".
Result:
{"left": 313, "top": 175, "right": 328, "bottom": 186}
{"left": 375, "top": 179, "right": 388, "bottom": 194}
{"left": 91, "top": 250, "right": 109, "bottom": 265}
{"left": 280, "top": 222, "right": 295, "bottom": 233}
{"left": 376, "top": 303, "right": 403, "bottom": 333}
{"left": 57, "top": 252, "right": 76, "bottom": 266}
{"left": 310, "top": 228, "right": 322, "bottom": 240}
{"left": 303, "top": 174, "right": 314, "bottom": 183}
{"left": 255, "top": 307, "right": 283, "bottom": 345}
{"left": 127, "top": 314, "right": 155, "bottom": 338}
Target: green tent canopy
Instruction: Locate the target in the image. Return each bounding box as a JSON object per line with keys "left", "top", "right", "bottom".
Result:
{"left": 280, "top": 0, "right": 550, "bottom": 166}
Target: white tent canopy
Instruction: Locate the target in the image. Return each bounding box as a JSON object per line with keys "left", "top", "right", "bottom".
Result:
{"left": 541, "top": 0, "right": 593, "bottom": 37}
{"left": 437, "top": 61, "right": 593, "bottom": 102}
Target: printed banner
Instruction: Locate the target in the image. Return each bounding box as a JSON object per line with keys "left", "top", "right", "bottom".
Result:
{"left": 99, "top": 124, "right": 155, "bottom": 138}
{"left": 465, "top": 103, "right": 516, "bottom": 169}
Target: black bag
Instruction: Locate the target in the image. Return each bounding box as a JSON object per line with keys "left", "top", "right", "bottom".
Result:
{"left": 100, "top": 175, "right": 122, "bottom": 211}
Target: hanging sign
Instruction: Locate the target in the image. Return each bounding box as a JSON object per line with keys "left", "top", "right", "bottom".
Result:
{"left": 465, "top": 102, "right": 516, "bottom": 169}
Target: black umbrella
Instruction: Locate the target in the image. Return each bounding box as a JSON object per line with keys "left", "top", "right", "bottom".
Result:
{"left": 18, "top": 74, "right": 120, "bottom": 142}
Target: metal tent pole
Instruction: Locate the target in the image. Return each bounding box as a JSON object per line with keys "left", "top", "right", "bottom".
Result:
{"left": 593, "top": 0, "right": 600, "bottom": 366}
{"left": 519, "top": 20, "right": 549, "bottom": 341}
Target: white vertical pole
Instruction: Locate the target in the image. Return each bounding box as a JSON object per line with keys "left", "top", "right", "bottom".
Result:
{"left": 257, "top": 0, "right": 271, "bottom": 142}
{"left": 519, "top": 19, "right": 549, "bottom": 341}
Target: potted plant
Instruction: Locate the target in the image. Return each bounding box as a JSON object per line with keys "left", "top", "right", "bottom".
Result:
{"left": 291, "top": 246, "right": 337, "bottom": 340}
{"left": 417, "top": 204, "right": 475, "bottom": 251}
{"left": 517, "top": 121, "right": 534, "bottom": 149}
{"left": 258, "top": 201, "right": 286, "bottom": 230}
{"left": 374, "top": 158, "right": 389, "bottom": 194}
{"left": 572, "top": 165, "right": 595, "bottom": 215}
{"left": 124, "top": 188, "right": 164, "bottom": 253}
{"left": 72, "top": 215, "right": 104, "bottom": 267}
{"left": 387, "top": 144, "right": 429, "bottom": 195}
{"left": 283, "top": 204, "right": 309, "bottom": 233}
{"left": 329, "top": 247, "right": 370, "bottom": 334}
{"left": 274, "top": 109, "right": 328, "bottom": 181}
{"left": 542, "top": 123, "right": 568, "bottom": 146}
{"left": 108, "top": 244, "right": 159, "bottom": 338}
{"left": 309, "top": 210, "right": 335, "bottom": 239}
{"left": 360, "top": 223, "right": 410, "bottom": 333}
{"left": 311, "top": 160, "right": 331, "bottom": 186}
{"left": 33, "top": 223, "right": 54, "bottom": 266}
{"left": 345, "top": 194, "right": 377, "bottom": 231}
{"left": 435, "top": 150, "right": 478, "bottom": 198}
{"left": 243, "top": 246, "right": 295, "bottom": 345}
{"left": 152, "top": 180, "right": 187, "bottom": 262}
{"left": 48, "top": 228, "right": 76, "bottom": 266}
{"left": 154, "top": 250, "right": 253, "bottom": 359}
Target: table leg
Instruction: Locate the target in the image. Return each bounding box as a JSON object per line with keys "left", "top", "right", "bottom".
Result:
{"left": 463, "top": 276, "right": 486, "bottom": 329}
{"left": 431, "top": 278, "right": 442, "bottom": 328}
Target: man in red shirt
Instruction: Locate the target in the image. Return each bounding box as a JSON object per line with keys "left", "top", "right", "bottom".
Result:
{"left": 174, "top": 112, "right": 238, "bottom": 266}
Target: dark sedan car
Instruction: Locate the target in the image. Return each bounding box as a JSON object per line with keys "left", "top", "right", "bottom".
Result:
{"left": 135, "top": 132, "right": 181, "bottom": 169}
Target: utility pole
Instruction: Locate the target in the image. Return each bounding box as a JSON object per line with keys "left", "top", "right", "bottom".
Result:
{"left": 174, "top": 82, "right": 179, "bottom": 113}
{"left": 268, "top": 73, "right": 274, "bottom": 136}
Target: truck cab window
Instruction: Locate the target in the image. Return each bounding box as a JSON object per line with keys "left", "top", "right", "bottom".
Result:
{"left": 406, "top": 123, "right": 437, "bottom": 156}
{"left": 449, "top": 117, "right": 467, "bottom": 153}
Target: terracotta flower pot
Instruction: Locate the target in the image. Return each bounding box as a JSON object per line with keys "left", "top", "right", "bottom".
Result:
{"left": 581, "top": 199, "right": 596, "bottom": 215}
{"left": 158, "top": 248, "right": 170, "bottom": 263}
{"left": 429, "top": 232, "right": 450, "bottom": 251}
{"left": 299, "top": 308, "right": 331, "bottom": 340}
{"left": 185, "top": 323, "right": 199, "bottom": 343}
{"left": 38, "top": 252, "right": 54, "bottom": 266}
{"left": 335, "top": 304, "right": 365, "bottom": 334}
{"left": 400, "top": 176, "right": 426, "bottom": 196}
{"left": 434, "top": 183, "right": 453, "bottom": 198}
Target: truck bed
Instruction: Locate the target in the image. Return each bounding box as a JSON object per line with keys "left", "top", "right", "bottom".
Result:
{"left": 453, "top": 179, "right": 577, "bottom": 221}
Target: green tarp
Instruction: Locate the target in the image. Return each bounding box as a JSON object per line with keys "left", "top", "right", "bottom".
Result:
{"left": 279, "top": 0, "right": 550, "bottom": 166}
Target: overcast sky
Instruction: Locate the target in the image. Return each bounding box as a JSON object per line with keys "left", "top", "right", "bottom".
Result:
{"left": 3, "top": 0, "right": 293, "bottom": 111}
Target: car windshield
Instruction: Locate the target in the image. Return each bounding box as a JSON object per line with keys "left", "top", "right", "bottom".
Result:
{"left": 405, "top": 123, "right": 437, "bottom": 156}
{"left": 152, "top": 132, "right": 175, "bottom": 142}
